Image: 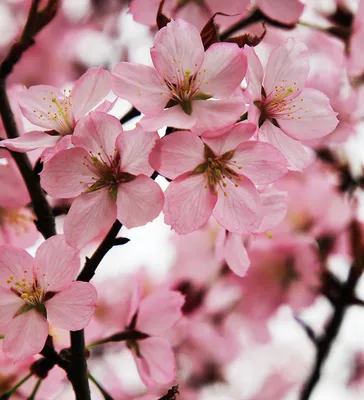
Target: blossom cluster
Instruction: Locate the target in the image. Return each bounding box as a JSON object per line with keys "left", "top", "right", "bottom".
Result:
{"left": 0, "top": 0, "right": 364, "bottom": 399}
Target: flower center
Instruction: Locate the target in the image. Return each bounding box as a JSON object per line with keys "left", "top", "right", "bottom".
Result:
{"left": 81, "top": 149, "right": 135, "bottom": 200}
{"left": 195, "top": 145, "right": 243, "bottom": 196}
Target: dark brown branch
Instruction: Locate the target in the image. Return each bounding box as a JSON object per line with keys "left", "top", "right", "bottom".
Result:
{"left": 77, "top": 220, "right": 123, "bottom": 282}
{"left": 120, "top": 107, "right": 141, "bottom": 125}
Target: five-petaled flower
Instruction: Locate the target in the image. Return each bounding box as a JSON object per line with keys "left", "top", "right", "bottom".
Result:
{"left": 0, "top": 235, "right": 97, "bottom": 361}
{"left": 112, "top": 19, "right": 247, "bottom": 134}
{"left": 40, "top": 112, "right": 164, "bottom": 249}
{"left": 150, "top": 122, "right": 288, "bottom": 234}
{"left": 245, "top": 38, "right": 338, "bottom": 171}
{"left": 0, "top": 68, "right": 111, "bottom": 159}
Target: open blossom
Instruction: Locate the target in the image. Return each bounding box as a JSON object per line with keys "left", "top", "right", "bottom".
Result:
{"left": 0, "top": 235, "right": 97, "bottom": 361}
{"left": 112, "top": 19, "right": 247, "bottom": 134}
{"left": 246, "top": 38, "right": 338, "bottom": 171}
{"left": 0, "top": 151, "right": 38, "bottom": 247}
{"left": 120, "top": 284, "right": 184, "bottom": 388}
{"left": 40, "top": 112, "right": 164, "bottom": 249}
{"left": 0, "top": 68, "right": 111, "bottom": 156}
{"left": 150, "top": 122, "right": 288, "bottom": 234}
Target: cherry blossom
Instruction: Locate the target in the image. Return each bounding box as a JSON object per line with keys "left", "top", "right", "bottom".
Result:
{"left": 112, "top": 19, "right": 247, "bottom": 134}
{"left": 150, "top": 122, "right": 288, "bottom": 234}
{"left": 40, "top": 112, "right": 164, "bottom": 248}
{"left": 0, "top": 235, "right": 97, "bottom": 361}
{"left": 0, "top": 68, "right": 111, "bottom": 156}
{"left": 245, "top": 38, "right": 338, "bottom": 170}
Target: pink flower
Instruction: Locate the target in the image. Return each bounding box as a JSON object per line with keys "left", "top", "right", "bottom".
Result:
{"left": 150, "top": 122, "right": 288, "bottom": 234}
{"left": 40, "top": 112, "right": 164, "bottom": 249}
{"left": 255, "top": 0, "right": 304, "bottom": 24}
{"left": 121, "top": 284, "right": 184, "bottom": 389}
{"left": 112, "top": 19, "right": 247, "bottom": 134}
{"left": 0, "top": 68, "right": 111, "bottom": 156}
{"left": 0, "top": 235, "right": 97, "bottom": 361}
{"left": 246, "top": 38, "right": 338, "bottom": 170}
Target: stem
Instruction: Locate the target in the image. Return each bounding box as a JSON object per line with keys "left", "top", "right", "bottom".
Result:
{"left": 27, "top": 378, "right": 42, "bottom": 400}
{"left": 86, "top": 330, "right": 148, "bottom": 349}
{"left": 1, "top": 373, "right": 33, "bottom": 399}
{"left": 77, "top": 220, "right": 123, "bottom": 282}
{"left": 69, "top": 331, "right": 91, "bottom": 400}
{"left": 88, "top": 373, "right": 113, "bottom": 400}
{"left": 120, "top": 107, "right": 141, "bottom": 125}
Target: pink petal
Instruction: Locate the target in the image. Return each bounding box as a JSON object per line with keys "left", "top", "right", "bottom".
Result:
{"left": 71, "top": 67, "right": 111, "bottom": 121}
{"left": 277, "top": 88, "right": 339, "bottom": 140}
{"left": 0, "top": 246, "right": 35, "bottom": 289}
{"left": 3, "top": 310, "right": 48, "bottom": 361}
{"left": 259, "top": 120, "right": 311, "bottom": 171}
{"left": 134, "top": 337, "right": 176, "bottom": 388}
{"left": 149, "top": 130, "right": 205, "bottom": 179}
{"left": 264, "top": 38, "right": 309, "bottom": 97}
{"left": 245, "top": 46, "right": 264, "bottom": 101}
{"left": 0, "top": 158, "right": 30, "bottom": 207}
{"left": 64, "top": 190, "right": 117, "bottom": 249}
{"left": 126, "top": 282, "right": 142, "bottom": 327}
{"left": 198, "top": 42, "right": 247, "bottom": 98}
{"left": 151, "top": 20, "right": 204, "bottom": 84}
{"left": 0, "top": 131, "right": 60, "bottom": 152}
{"left": 232, "top": 141, "right": 288, "bottom": 184}
{"left": 40, "top": 147, "right": 93, "bottom": 198}
{"left": 116, "top": 175, "right": 164, "bottom": 229}
{"left": 35, "top": 235, "right": 80, "bottom": 292}
{"left": 40, "top": 134, "right": 72, "bottom": 162}
{"left": 116, "top": 129, "right": 159, "bottom": 176}
{"left": 93, "top": 98, "right": 117, "bottom": 114}
{"left": 257, "top": 0, "right": 304, "bottom": 24}
{"left": 256, "top": 187, "right": 288, "bottom": 232}
{"left": 112, "top": 62, "right": 169, "bottom": 115}
{"left": 224, "top": 233, "right": 250, "bottom": 277}
{"left": 213, "top": 177, "right": 262, "bottom": 234}
{"left": 202, "top": 122, "right": 256, "bottom": 154}
{"left": 129, "top": 0, "right": 165, "bottom": 26}
{"left": 72, "top": 112, "right": 122, "bottom": 157}
{"left": 139, "top": 105, "right": 197, "bottom": 131}
{"left": 0, "top": 286, "right": 24, "bottom": 329}
{"left": 191, "top": 97, "right": 246, "bottom": 134}
{"left": 18, "top": 85, "right": 64, "bottom": 130}
{"left": 164, "top": 173, "right": 217, "bottom": 234}
{"left": 137, "top": 291, "right": 184, "bottom": 335}
{"left": 46, "top": 281, "right": 97, "bottom": 331}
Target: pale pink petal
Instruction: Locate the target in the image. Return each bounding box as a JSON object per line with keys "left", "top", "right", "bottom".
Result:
{"left": 0, "top": 131, "right": 60, "bottom": 152}
{"left": 72, "top": 112, "right": 122, "bottom": 158}
{"left": 71, "top": 67, "right": 111, "bottom": 120}
{"left": 139, "top": 105, "right": 197, "bottom": 131}
{"left": 191, "top": 97, "right": 246, "bottom": 134}
{"left": 256, "top": 187, "right": 288, "bottom": 233}
{"left": 112, "top": 62, "right": 169, "bottom": 115}
{"left": 213, "top": 177, "right": 262, "bottom": 234}
{"left": 202, "top": 122, "right": 256, "bottom": 154}
{"left": 0, "top": 159, "right": 29, "bottom": 207}
{"left": 40, "top": 147, "right": 93, "bottom": 198}
{"left": 264, "top": 38, "right": 309, "bottom": 97}
{"left": 224, "top": 233, "right": 250, "bottom": 276}
{"left": 0, "top": 246, "right": 35, "bottom": 289}
{"left": 151, "top": 19, "right": 204, "bottom": 83}
{"left": 126, "top": 283, "right": 142, "bottom": 327}
{"left": 64, "top": 190, "right": 117, "bottom": 249}
{"left": 198, "top": 43, "right": 247, "bottom": 98}
{"left": 277, "top": 88, "right": 339, "bottom": 140}
{"left": 129, "top": 0, "right": 165, "bottom": 26}
{"left": 175, "top": 1, "right": 211, "bottom": 30}
{"left": 164, "top": 173, "right": 217, "bottom": 234}
{"left": 257, "top": 0, "right": 304, "bottom": 24}
{"left": 40, "top": 135, "right": 72, "bottom": 162}
{"left": 259, "top": 120, "right": 311, "bottom": 171}
{"left": 116, "top": 129, "right": 159, "bottom": 176}
{"left": 149, "top": 130, "right": 205, "bottom": 179}
{"left": 137, "top": 291, "right": 184, "bottom": 335}
{"left": 46, "top": 281, "right": 97, "bottom": 330}
{"left": 134, "top": 337, "right": 176, "bottom": 388}
{"left": 0, "top": 286, "right": 24, "bottom": 329}
{"left": 93, "top": 98, "right": 117, "bottom": 114}
{"left": 18, "top": 85, "right": 64, "bottom": 130}
{"left": 232, "top": 141, "right": 288, "bottom": 184}
{"left": 116, "top": 175, "right": 164, "bottom": 229}
{"left": 35, "top": 235, "right": 80, "bottom": 292}
{"left": 3, "top": 310, "right": 48, "bottom": 361}
{"left": 245, "top": 46, "right": 264, "bottom": 101}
